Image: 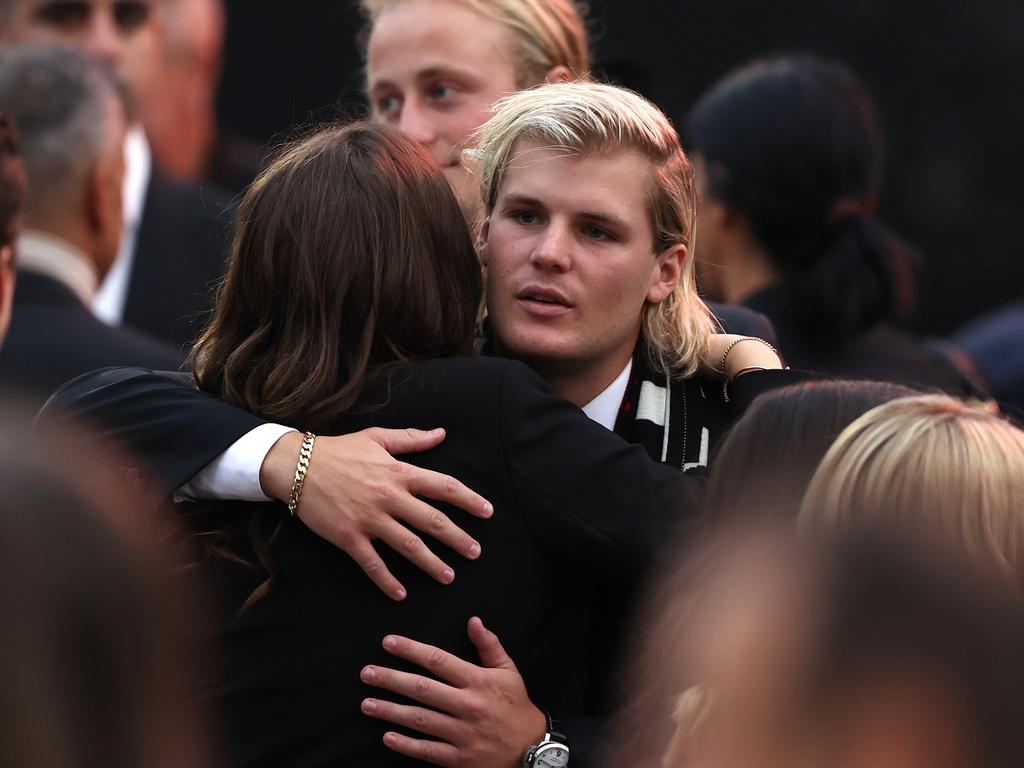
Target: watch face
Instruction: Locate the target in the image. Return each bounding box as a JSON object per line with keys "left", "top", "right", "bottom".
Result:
{"left": 535, "top": 744, "right": 569, "bottom": 768}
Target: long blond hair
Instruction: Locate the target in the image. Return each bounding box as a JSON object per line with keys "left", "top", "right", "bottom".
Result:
{"left": 470, "top": 82, "right": 714, "bottom": 378}
{"left": 800, "top": 395, "right": 1024, "bottom": 592}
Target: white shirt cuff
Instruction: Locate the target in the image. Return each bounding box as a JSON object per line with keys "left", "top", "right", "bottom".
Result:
{"left": 177, "top": 423, "right": 297, "bottom": 501}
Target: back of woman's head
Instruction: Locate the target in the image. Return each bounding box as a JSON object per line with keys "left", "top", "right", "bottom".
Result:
{"left": 0, "top": 415, "right": 212, "bottom": 768}
{"left": 706, "top": 379, "right": 918, "bottom": 519}
{"left": 193, "top": 121, "right": 483, "bottom": 433}
{"left": 688, "top": 54, "right": 914, "bottom": 345}
{"left": 800, "top": 395, "right": 1024, "bottom": 593}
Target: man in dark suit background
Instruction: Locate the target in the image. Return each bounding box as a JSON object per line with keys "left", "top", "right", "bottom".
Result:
{"left": 0, "top": 0, "right": 233, "bottom": 350}
{"left": 0, "top": 45, "right": 181, "bottom": 409}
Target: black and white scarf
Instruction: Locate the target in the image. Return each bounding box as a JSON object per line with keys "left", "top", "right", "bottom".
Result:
{"left": 613, "top": 346, "right": 735, "bottom": 474}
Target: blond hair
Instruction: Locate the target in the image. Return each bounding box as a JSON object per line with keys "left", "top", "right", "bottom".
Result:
{"left": 800, "top": 395, "right": 1024, "bottom": 592}
{"left": 470, "top": 81, "right": 714, "bottom": 378}
{"left": 359, "top": 0, "right": 589, "bottom": 86}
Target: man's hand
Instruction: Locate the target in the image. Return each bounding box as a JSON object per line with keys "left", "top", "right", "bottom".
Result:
{"left": 360, "top": 617, "right": 547, "bottom": 768}
{"left": 260, "top": 428, "right": 493, "bottom": 601}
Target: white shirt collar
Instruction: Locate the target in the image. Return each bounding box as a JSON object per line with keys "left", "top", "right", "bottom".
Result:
{"left": 122, "top": 125, "right": 151, "bottom": 228}
{"left": 93, "top": 125, "right": 151, "bottom": 324}
{"left": 17, "top": 230, "right": 98, "bottom": 305}
{"left": 581, "top": 359, "right": 633, "bottom": 430}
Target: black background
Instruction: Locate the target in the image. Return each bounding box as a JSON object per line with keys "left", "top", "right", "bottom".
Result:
{"left": 219, "top": 0, "right": 1024, "bottom": 336}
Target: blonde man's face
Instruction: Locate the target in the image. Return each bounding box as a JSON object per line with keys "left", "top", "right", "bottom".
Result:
{"left": 482, "top": 141, "right": 682, "bottom": 400}
{"left": 366, "top": 0, "right": 523, "bottom": 218}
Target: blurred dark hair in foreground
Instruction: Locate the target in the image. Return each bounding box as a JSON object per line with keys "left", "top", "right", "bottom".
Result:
{"left": 0, "top": 406, "right": 216, "bottom": 768}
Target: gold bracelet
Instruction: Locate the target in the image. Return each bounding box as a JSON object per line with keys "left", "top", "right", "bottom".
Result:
{"left": 719, "top": 337, "right": 781, "bottom": 403}
{"left": 287, "top": 431, "right": 317, "bottom": 518}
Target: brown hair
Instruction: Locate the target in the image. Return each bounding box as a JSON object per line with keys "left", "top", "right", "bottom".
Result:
{"left": 192, "top": 121, "right": 482, "bottom": 432}
{"left": 0, "top": 410, "right": 214, "bottom": 768}
{"left": 0, "top": 110, "right": 24, "bottom": 249}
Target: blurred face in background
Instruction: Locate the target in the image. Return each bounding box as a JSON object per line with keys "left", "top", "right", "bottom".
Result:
{"left": 0, "top": 0, "right": 159, "bottom": 105}
{"left": 366, "top": 0, "right": 569, "bottom": 218}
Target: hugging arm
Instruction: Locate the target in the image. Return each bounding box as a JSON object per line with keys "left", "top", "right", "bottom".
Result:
{"left": 40, "top": 366, "right": 494, "bottom": 599}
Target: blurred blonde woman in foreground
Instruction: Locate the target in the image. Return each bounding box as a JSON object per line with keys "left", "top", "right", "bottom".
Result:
{"left": 800, "top": 394, "right": 1024, "bottom": 592}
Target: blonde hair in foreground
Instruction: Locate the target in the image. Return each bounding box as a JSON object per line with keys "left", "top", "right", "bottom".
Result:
{"left": 471, "top": 81, "right": 714, "bottom": 378}
{"left": 359, "top": 0, "right": 590, "bottom": 85}
{"left": 800, "top": 395, "right": 1024, "bottom": 592}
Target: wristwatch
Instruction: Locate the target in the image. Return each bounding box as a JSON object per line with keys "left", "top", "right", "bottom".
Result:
{"left": 522, "top": 713, "right": 570, "bottom": 767}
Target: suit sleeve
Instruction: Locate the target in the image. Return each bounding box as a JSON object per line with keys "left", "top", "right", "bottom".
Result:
{"left": 39, "top": 366, "right": 267, "bottom": 493}
{"left": 496, "top": 361, "right": 702, "bottom": 579}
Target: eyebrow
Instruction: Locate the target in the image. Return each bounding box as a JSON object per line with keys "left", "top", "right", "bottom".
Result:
{"left": 369, "top": 66, "right": 481, "bottom": 93}
{"left": 501, "top": 193, "right": 633, "bottom": 233}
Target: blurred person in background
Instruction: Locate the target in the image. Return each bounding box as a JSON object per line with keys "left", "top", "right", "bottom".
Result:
{"left": 140, "top": 0, "right": 224, "bottom": 181}
{"left": 800, "top": 394, "right": 1024, "bottom": 594}
{"left": 703, "top": 379, "right": 917, "bottom": 521}
{"left": 0, "top": 411, "right": 215, "bottom": 768}
{"left": 0, "top": 109, "right": 25, "bottom": 347}
{"left": 952, "top": 301, "right": 1024, "bottom": 418}
{"left": 609, "top": 524, "right": 1024, "bottom": 768}
{"left": 0, "top": 0, "right": 234, "bottom": 348}
{"left": 0, "top": 45, "right": 181, "bottom": 409}
{"left": 687, "top": 54, "right": 980, "bottom": 396}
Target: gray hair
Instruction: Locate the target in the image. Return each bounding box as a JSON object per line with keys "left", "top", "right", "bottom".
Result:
{"left": 0, "top": 44, "right": 122, "bottom": 220}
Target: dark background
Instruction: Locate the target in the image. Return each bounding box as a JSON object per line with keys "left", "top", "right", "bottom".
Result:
{"left": 219, "top": 0, "right": 1024, "bottom": 336}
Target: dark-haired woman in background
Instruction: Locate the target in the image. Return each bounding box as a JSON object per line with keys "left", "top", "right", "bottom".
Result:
{"left": 688, "top": 55, "right": 978, "bottom": 395}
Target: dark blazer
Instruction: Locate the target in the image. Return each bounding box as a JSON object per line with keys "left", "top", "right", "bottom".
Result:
{"left": 0, "top": 271, "right": 182, "bottom": 412}
{"left": 744, "top": 285, "right": 977, "bottom": 394}
{"left": 707, "top": 300, "right": 777, "bottom": 345}
{"left": 47, "top": 358, "right": 697, "bottom": 768}
{"left": 123, "top": 168, "right": 235, "bottom": 350}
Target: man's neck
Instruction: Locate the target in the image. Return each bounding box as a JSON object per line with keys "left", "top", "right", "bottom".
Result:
{"left": 526, "top": 348, "right": 637, "bottom": 409}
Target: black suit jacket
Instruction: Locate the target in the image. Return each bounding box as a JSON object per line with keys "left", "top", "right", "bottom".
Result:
{"left": 706, "top": 300, "right": 777, "bottom": 345}
{"left": 46, "top": 358, "right": 697, "bottom": 767}
{"left": 124, "top": 168, "right": 235, "bottom": 350}
{"left": 0, "top": 271, "right": 183, "bottom": 412}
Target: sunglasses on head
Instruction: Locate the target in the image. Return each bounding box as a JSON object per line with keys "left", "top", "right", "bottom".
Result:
{"left": 34, "top": 1, "right": 152, "bottom": 34}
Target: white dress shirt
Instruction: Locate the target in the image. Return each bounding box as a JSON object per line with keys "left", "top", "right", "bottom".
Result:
{"left": 17, "top": 230, "right": 98, "bottom": 303}
{"left": 93, "top": 126, "right": 151, "bottom": 325}
{"left": 178, "top": 359, "right": 636, "bottom": 502}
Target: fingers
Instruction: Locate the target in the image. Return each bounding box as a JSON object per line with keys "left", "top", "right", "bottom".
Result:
{"left": 374, "top": 518, "right": 456, "bottom": 586}
{"left": 394, "top": 494, "right": 482, "bottom": 561}
{"left": 406, "top": 465, "right": 494, "bottom": 520}
{"left": 368, "top": 426, "right": 447, "bottom": 456}
{"left": 467, "top": 617, "right": 514, "bottom": 670}
{"left": 361, "top": 698, "right": 458, "bottom": 743}
{"left": 378, "top": 634, "right": 477, "bottom": 688}
{"left": 360, "top": 662, "right": 464, "bottom": 711}
{"left": 380, "top": 731, "right": 459, "bottom": 767}
{"left": 346, "top": 540, "right": 407, "bottom": 602}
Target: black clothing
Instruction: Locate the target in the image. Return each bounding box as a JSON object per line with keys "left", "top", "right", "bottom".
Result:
{"left": 744, "top": 284, "right": 977, "bottom": 395}
{"left": 125, "top": 168, "right": 235, "bottom": 349}
{"left": 0, "top": 271, "right": 182, "bottom": 412}
{"left": 706, "top": 300, "right": 777, "bottom": 344}
{"left": 43, "top": 360, "right": 793, "bottom": 768}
